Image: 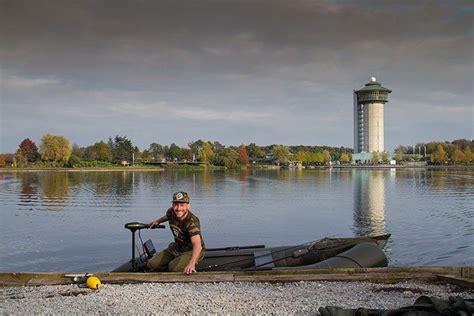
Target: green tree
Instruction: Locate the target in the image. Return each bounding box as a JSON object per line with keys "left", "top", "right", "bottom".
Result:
{"left": 109, "top": 136, "right": 134, "bottom": 163}
{"left": 340, "top": 153, "right": 351, "bottom": 164}
{"left": 222, "top": 148, "right": 240, "bottom": 169}
{"left": 247, "top": 143, "right": 266, "bottom": 159}
{"left": 188, "top": 139, "right": 205, "bottom": 157}
{"left": 68, "top": 155, "right": 81, "bottom": 167}
{"left": 18, "top": 138, "right": 39, "bottom": 162}
{"left": 381, "top": 151, "right": 389, "bottom": 163}
{"left": 199, "top": 142, "right": 214, "bottom": 163}
{"left": 272, "top": 145, "right": 290, "bottom": 164}
{"left": 72, "top": 144, "right": 87, "bottom": 159}
{"left": 148, "top": 143, "right": 163, "bottom": 159}
{"left": 394, "top": 147, "right": 405, "bottom": 162}
{"left": 431, "top": 145, "right": 448, "bottom": 164}
{"left": 168, "top": 143, "right": 182, "bottom": 161}
{"left": 14, "top": 151, "right": 28, "bottom": 167}
{"left": 39, "top": 134, "right": 72, "bottom": 162}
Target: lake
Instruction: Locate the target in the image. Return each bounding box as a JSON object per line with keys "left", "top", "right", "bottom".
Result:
{"left": 0, "top": 168, "right": 472, "bottom": 272}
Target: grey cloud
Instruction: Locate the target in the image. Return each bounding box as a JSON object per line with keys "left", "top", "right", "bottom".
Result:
{"left": 1, "top": 0, "right": 472, "bottom": 151}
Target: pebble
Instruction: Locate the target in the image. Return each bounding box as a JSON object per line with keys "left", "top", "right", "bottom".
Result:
{"left": 0, "top": 281, "right": 471, "bottom": 315}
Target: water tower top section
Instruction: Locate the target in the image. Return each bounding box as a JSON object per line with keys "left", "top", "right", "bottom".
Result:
{"left": 355, "top": 78, "right": 392, "bottom": 104}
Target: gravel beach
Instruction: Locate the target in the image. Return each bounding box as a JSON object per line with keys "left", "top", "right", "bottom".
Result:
{"left": 1, "top": 281, "right": 472, "bottom": 314}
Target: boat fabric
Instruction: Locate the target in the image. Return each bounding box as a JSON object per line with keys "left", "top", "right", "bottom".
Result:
{"left": 318, "top": 296, "right": 474, "bottom": 316}
{"left": 276, "top": 242, "right": 387, "bottom": 270}
{"left": 253, "top": 250, "right": 275, "bottom": 269}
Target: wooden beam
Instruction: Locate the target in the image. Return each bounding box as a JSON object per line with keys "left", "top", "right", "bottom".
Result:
{"left": 0, "top": 267, "right": 469, "bottom": 287}
{"left": 437, "top": 275, "right": 474, "bottom": 289}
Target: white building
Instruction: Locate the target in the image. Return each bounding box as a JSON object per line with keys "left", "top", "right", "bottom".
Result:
{"left": 353, "top": 78, "right": 391, "bottom": 162}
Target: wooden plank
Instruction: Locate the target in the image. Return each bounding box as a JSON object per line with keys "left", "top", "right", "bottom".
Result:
{"left": 0, "top": 267, "right": 468, "bottom": 287}
{"left": 96, "top": 272, "right": 234, "bottom": 283}
{"left": 437, "top": 275, "right": 474, "bottom": 289}
{"left": 27, "top": 278, "right": 71, "bottom": 286}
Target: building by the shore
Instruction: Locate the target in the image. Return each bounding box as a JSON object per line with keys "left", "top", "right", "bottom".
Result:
{"left": 352, "top": 78, "right": 392, "bottom": 163}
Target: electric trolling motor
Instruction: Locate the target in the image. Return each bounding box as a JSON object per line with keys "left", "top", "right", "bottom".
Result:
{"left": 124, "top": 222, "right": 165, "bottom": 271}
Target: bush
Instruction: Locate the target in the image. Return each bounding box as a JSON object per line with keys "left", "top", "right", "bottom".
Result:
{"left": 68, "top": 155, "right": 81, "bottom": 168}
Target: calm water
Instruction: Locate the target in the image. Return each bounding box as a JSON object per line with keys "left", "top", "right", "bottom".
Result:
{"left": 0, "top": 168, "right": 472, "bottom": 272}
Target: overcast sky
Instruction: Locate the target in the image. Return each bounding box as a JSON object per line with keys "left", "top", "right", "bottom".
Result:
{"left": 1, "top": 0, "right": 472, "bottom": 152}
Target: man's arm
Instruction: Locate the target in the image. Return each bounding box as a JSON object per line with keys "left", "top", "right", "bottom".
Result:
{"left": 148, "top": 215, "right": 168, "bottom": 228}
{"left": 184, "top": 234, "right": 202, "bottom": 275}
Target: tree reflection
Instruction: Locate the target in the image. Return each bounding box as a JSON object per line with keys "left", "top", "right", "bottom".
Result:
{"left": 19, "top": 173, "right": 39, "bottom": 207}
{"left": 38, "top": 172, "right": 70, "bottom": 209}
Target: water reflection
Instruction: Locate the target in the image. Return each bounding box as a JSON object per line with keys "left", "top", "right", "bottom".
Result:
{"left": 352, "top": 169, "right": 388, "bottom": 236}
{"left": 38, "top": 172, "right": 70, "bottom": 211}
{"left": 19, "top": 173, "right": 39, "bottom": 207}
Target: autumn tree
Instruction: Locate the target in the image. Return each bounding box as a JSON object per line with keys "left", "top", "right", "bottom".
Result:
{"left": 371, "top": 151, "right": 380, "bottom": 164}
{"left": 0, "top": 154, "right": 5, "bottom": 167}
{"left": 39, "top": 134, "right": 72, "bottom": 162}
{"left": 181, "top": 148, "right": 193, "bottom": 161}
{"left": 17, "top": 138, "right": 39, "bottom": 162}
{"left": 239, "top": 144, "right": 249, "bottom": 165}
{"left": 451, "top": 148, "right": 465, "bottom": 164}
{"left": 199, "top": 142, "right": 214, "bottom": 163}
{"left": 464, "top": 146, "right": 473, "bottom": 163}
{"left": 86, "top": 141, "right": 112, "bottom": 161}
{"left": 339, "top": 153, "right": 351, "bottom": 164}
{"left": 431, "top": 145, "right": 448, "bottom": 164}
{"left": 272, "top": 145, "right": 290, "bottom": 164}
{"left": 322, "top": 150, "right": 331, "bottom": 164}
{"left": 295, "top": 151, "right": 307, "bottom": 163}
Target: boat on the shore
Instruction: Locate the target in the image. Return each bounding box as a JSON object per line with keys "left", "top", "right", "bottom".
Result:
{"left": 112, "top": 223, "right": 391, "bottom": 272}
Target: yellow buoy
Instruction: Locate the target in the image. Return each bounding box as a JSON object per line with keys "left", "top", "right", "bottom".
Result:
{"left": 86, "top": 276, "right": 101, "bottom": 290}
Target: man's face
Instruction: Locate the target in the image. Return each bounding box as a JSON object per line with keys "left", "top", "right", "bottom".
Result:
{"left": 172, "top": 202, "right": 189, "bottom": 219}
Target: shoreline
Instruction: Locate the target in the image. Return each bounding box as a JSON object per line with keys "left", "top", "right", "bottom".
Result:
{"left": 1, "top": 280, "right": 471, "bottom": 314}
{"left": 1, "top": 165, "right": 472, "bottom": 172}
{"left": 0, "top": 167, "right": 165, "bottom": 172}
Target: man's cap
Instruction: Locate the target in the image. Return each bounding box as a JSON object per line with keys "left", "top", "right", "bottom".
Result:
{"left": 172, "top": 191, "right": 190, "bottom": 203}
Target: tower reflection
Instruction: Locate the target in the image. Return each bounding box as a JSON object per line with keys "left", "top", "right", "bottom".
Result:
{"left": 352, "top": 169, "right": 388, "bottom": 236}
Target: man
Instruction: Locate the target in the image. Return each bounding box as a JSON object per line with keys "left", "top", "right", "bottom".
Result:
{"left": 147, "top": 191, "right": 205, "bottom": 274}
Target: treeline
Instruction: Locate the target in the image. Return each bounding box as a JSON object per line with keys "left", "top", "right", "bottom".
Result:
{"left": 0, "top": 134, "right": 353, "bottom": 168}
{"left": 394, "top": 139, "right": 473, "bottom": 164}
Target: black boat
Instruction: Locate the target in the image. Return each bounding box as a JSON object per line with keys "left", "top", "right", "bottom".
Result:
{"left": 112, "top": 222, "right": 390, "bottom": 272}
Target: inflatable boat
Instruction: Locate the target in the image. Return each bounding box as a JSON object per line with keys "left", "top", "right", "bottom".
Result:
{"left": 112, "top": 222, "right": 390, "bottom": 272}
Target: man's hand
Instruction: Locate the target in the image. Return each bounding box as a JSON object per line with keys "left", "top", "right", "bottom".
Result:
{"left": 148, "top": 220, "right": 159, "bottom": 228}
{"left": 184, "top": 262, "right": 197, "bottom": 275}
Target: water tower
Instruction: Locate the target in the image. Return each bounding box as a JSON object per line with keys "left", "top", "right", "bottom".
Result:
{"left": 353, "top": 77, "right": 392, "bottom": 154}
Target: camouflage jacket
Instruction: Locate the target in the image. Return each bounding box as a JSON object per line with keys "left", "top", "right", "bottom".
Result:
{"left": 166, "top": 208, "right": 205, "bottom": 252}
